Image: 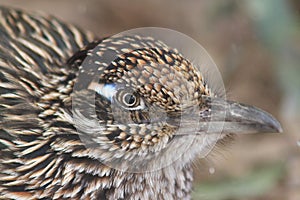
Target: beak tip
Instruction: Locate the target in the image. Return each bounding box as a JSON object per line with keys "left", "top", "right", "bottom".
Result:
{"left": 264, "top": 113, "right": 283, "bottom": 133}
{"left": 273, "top": 120, "right": 283, "bottom": 133}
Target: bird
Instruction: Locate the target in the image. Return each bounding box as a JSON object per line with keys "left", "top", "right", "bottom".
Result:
{"left": 0, "top": 6, "right": 282, "bottom": 200}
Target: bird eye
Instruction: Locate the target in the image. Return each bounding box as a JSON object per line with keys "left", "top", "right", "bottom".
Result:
{"left": 89, "top": 82, "right": 145, "bottom": 110}
{"left": 123, "top": 92, "right": 137, "bottom": 107}
{"left": 116, "top": 89, "right": 145, "bottom": 110}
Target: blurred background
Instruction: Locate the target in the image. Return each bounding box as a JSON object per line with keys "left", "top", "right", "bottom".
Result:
{"left": 0, "top": 0, "right": 299, "bottom": 199}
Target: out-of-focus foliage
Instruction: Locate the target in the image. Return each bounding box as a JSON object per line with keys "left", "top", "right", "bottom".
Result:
{"left": 246, "top": 0, "right": 300, "bottom": 122}
{"left": 193, "top": 163, "right": 284, "bottom": 200}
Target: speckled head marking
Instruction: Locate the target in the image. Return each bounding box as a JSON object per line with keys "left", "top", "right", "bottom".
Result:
{"left": 70, "top": 34, "right": 215, "bottom": 172}
{"left": 70, "top": 32, "right": 282, "bottom": 173}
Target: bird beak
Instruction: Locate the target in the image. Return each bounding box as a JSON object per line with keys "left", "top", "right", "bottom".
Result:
{"left": 173, "top": 96, "right": 282, "bottom": 135}
{"left": 177, "top": 96, "right": 283, "bottom": 135}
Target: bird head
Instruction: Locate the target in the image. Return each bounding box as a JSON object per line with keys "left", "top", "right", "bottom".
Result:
{"left": 68, "top": 34, "right": 282, "bottom": 172}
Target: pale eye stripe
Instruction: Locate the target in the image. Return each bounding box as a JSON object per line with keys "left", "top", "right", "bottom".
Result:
{"left": 88, "top": 82, "right": 116, "bottom": 101}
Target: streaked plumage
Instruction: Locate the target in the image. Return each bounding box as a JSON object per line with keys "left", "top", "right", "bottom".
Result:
{"left": 0, "top": 7, "right": 282, "bottom": 200}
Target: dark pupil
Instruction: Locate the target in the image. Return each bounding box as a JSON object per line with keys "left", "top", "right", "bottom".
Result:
{"left": 124, "top": 93, "right": 136, "bottom": 106}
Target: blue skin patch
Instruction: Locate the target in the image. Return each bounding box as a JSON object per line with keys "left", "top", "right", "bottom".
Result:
{"left": 94, "top": 83, "right": 117, "bottom": 101}
{"left": 91, "top": 82, "right": 146, "bottom": 110}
